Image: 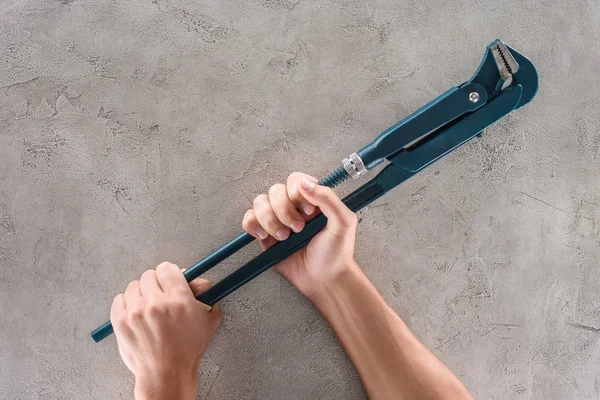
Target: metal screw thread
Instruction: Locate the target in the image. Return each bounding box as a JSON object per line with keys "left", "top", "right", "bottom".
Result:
{"left": 319, "top": 166, "right": 350, "bottom": 188}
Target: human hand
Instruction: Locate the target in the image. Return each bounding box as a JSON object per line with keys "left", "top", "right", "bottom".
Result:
{"left": 110, "top": 262, "right": 222, "bottom": 400}
{"left": 242, "top": 172, "right": 358, "bottom": 298}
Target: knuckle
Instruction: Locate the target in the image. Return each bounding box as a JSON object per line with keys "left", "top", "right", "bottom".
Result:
{"left": 278, "top": 209, "right": 294, "bottom": 222}
{"left": 126, "top": 280, "right": 139, "bottom": 290}
{"left": 170, "top": 298, "right": 189, "bottom": 314}
{"left": 146, "top": 300, "right": 164, "bottom": 316}
{"left": 112, "top": 294, "right": 124, "bottom": 307}
{"left": 287, "top": 188, "right": 300, "bottom": 204}
{"left": 268, "top": 183, "right": 285, "bottom": 197}
{"left": 287, "top": 185, "right": 299, "bottom": 200}
{"left": 242, "top": 211, "right": 253, "bottom": 230}
{"left": 286, "top": 174, "right": 304, "bottom": 197}
{"left": 129, "top": 306, "right": 145, "bottom": 321}
{"left": 255, "top": 207, "right": 274, "bottom": 222}
{"left": 243, "top": 209, "right": 254, "bottom": 222}
{"left": 253, "top": 194, "right": 268, "bottom": 209}
{"left": 156, "top": 261, "right": 176, "bottom": 272}
{"left": 264, "top": 214, "right": 280, "bottom": 229}
{"left": 287, "top": 172, "right": 302, "bottom": 183}
{"left": 141, "top": 269, "right": 155, "bottom": 280}
{"left": 112, "top": 313, "right": 127, "bottom": 328}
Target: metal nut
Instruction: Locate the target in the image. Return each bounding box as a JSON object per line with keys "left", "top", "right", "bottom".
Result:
{"left": 342, "top": 153, "right": 367, "bottom": 179}
{"left": 469, "top": 92, "right": 480, "bottom": 103}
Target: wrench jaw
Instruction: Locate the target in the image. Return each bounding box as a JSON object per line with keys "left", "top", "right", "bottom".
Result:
{"left": 386, "top": 39, "right": 536, "bottom": 174}
{"left": 468, "top": 39, "right": 538, "bottom": 109}
{"left": 492, "top": 41, "right": 520, "bottom": 82}
{"left": 505, "top": 43, "right": 538, "bottom": 109}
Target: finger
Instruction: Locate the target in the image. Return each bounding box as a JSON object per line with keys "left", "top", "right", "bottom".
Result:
{"left": 110, "top": 294, "right": 132, "bottom": 336}
{"left": 155, "top": 262, "right": 192, "bottom": 297}
{"left": 298, "top": 178, "right": 357, "bottom": 237}
{"left": 242, "top": 209, "right": 269, "bottom": 240}
{"left": 268, "top": 183, "right": 305, "bottom": 233}
{"left": 188, "top": 278, "right": 214, "bottom": 311}
{"left": 242, "top": 209, "right": 278, "bottom": 249}
{"left": 110, "top": 293, "right": 126, "bottom": 320}
{"left": 253, "top": 194, "right": 290, "bottom": 241}
{"left": 124, "top": 280, "right": 143, "bottom": 308}
{"left": 287, "top": 172, "right": 317, "bottom": 216}
{"left": 139, "top": 269, "right": 163, "bottom": 298}
{"left": 258, "top": 236, "right": 277, "bottom": 251}
{"left": 189, "top": 278, "right": 212, "bottom": 297}
{"left": 123, "top": 281, "right": 144, "bottom": 317}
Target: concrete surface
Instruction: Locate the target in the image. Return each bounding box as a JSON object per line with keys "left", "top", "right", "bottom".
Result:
{"left": 1, "top": 0, "right": 599, "bottom": 398}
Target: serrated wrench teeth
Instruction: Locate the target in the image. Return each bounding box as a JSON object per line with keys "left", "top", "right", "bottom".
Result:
{"left": 492, "top": 41, "right": 519, "bottom": 81}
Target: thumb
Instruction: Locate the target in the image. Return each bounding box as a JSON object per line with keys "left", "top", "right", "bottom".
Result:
{"left": 298, "top": 178, "right": 357, "bottom": 236}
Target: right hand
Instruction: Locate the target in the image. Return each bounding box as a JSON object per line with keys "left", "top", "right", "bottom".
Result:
{"left": 242, "top": 172, "right": 359, "bottom": 298}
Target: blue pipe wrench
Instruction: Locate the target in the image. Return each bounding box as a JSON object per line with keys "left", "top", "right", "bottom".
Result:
{"left": 92, "top": 39, "right": 538, "bottom": 342}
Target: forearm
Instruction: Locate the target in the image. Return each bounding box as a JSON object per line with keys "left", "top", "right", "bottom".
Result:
{"left": 310, "top": 262, "right": 472, "bottom": 400}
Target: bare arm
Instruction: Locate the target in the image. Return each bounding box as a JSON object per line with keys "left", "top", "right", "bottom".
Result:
{"left": 244, "top": 172, "right": 473, "bottom": 400}
{"left": 310, "top": 262, "right": 472, "bottom": 400}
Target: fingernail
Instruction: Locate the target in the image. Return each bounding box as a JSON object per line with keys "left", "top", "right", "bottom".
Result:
{"left": 275, "top": 229, "right": 290, "bottom": 240}
{"left": 291, "top": 221, "right": 304, "bottom": 233}
{"left": 300, "top": 203, "right": 315, "bottom": 215}
{"left": 302, "top": 179, "right": 315, "bottom": 191}
{"left": 256, "top": 227, "right": 268, "bottom": 239}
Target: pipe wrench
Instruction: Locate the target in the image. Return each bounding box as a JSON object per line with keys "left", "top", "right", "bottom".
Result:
{"left": 92, "top": 39, "right": 538, "bottom": 342}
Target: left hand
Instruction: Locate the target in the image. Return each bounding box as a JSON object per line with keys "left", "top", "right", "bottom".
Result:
{"left": 110, "top": 262, "right": 221, "bottom": 400}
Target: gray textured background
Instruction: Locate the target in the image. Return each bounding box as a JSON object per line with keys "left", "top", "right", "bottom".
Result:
{"left": 1, "top": 0, "right": 599, "bottom": 399}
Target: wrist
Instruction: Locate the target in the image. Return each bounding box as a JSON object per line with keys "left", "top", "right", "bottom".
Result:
{"left": 134, "top": 367, "right": 198, "bottom": 400}
{"left": 307, "top": 260, "right": 363, "bottom": 304}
